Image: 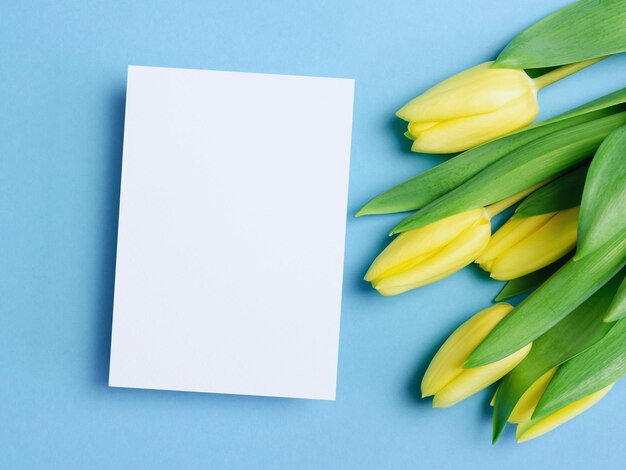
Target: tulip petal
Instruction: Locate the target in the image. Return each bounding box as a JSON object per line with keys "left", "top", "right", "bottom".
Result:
{"left": 410, "top": 91, "right": 539, "bottom": 154}
{"left": 509, "top": 368, "right": 557, "bottom": 423}
{"left": 477, "top": 213, "right": 554, "bottom": 270}
{"left": 516, "top": 384, "right": 613, "bottom": 443}
{"left": 418, "top": 62, "right": 496, "bottom": 96}
{"left": 489, "top": 207, "right": 579, "bottom": 280}
{"left": 433, "top": 342, "right": 531, "bottom": 408}
{"left": 422, "top": 303, "right": 514, "bottom": 398}
{"left": 364, "top": 208, "right": 485, "bottom": 283}
{"left": 397, "top": 62, "right": 535, "bottom": 123}
{"left": 494, "top": 255, "right": 569, "bottom": 302}
{"left": 408, "top": 121, "right": 437, "bottom": 135}
{"left": 490, "top": 389, "right": 498, "bottom": 407}
{"left": 373, "top": 221, "right": 490, "bottom": 295}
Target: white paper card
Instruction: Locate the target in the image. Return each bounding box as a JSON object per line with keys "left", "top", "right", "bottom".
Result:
{"left": 109, "top": 66, "right": 354, "bottom": 400}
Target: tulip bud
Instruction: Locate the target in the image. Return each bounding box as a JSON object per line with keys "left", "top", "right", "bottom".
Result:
{"left": 476, "top": 207, "right": 579, "bottom": 280}
{"left": 508, "top": 368, "right": 557, "bottom": 423}
{"left": 397, "top": 62, "right": 539, "bottom": 153}
{"left": 516, "top": 383, "right": 613, "bottom": 443}
{"left": 364, "top": 208, "right": 490, "bottom": 296}
{"left": 422, "top": 303, "right": 532, "bottom": 408}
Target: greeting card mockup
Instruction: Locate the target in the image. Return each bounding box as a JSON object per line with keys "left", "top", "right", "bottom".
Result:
{"left": 108, "top": 66, "right": 354, "bottom": 400}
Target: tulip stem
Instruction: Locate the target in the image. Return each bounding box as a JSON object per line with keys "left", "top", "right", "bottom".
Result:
{"left": 485, "top": 181, "right": 548, "bottom": 218}
{"left": 533, "top": 57, "right": 604, "bottom": 90}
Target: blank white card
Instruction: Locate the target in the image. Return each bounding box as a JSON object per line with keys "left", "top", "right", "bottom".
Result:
{"left": 109, "top": 66, "right": 354, "bottom": 400}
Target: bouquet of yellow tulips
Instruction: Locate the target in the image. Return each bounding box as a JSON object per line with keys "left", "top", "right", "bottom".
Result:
{"left": 359, "top": 0, "right": 626, "bottom": 443}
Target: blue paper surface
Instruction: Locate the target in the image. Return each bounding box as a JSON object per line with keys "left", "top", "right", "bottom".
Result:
{"left": 1, "top": 1, "right": 625, "bottom": 468}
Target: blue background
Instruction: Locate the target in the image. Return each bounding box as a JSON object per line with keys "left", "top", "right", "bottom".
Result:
{"left": 2, "top": 1, "right": 625, "bottom": 468}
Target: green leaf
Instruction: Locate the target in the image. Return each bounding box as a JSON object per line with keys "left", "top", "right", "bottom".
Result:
{"left": 545, "top": 87, "right": 626, "bottom": 123}
{"left": 604, "top": 275, "right": 626, "bottom": 322}
{"left": 524, "top": 66, "right": 558, "bottom": 79}
{"left": 466, "top": 227, "right": 626, "bottom": 367}
{"left": 491, "top": 276, "right": 620, "bottom": 443}
{"left": 356, "top": 88, "right": 626, "bottom": 217}
{"left": 392, "top": 112, "right": 626, "bottom": 234}
{"left": 494, "top": 255, "right": 570, "bottom": 302}
{"left": 356, "top": 118, "right": 572, "bottom": 217}
{"left": 533, "top": 317, "right": 626, "bottom": 419}
{"left": 576, "top": 125, "right": 626, "bottom": 259}
{"left": 513, "top": 165, "right": 587, "bottom": 218}
{"left": 494, "top": 0, "right": 626, "bottom": 69}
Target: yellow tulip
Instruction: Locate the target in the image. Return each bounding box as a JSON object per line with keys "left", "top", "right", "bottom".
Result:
{"left": 364, "top": 208, "right": 491, "bottom": 296}
{"left": 509, "top": 368, "right": 557, "bottom": 423}
{"left": 516, "top": 384, "right": 614, "bottom": 443}
{"left": 398, "top": 62, "right": 538, "bottom": 153}
{"left": 476, "top": 207, "right": 579, "bottom": 280}
{"left": 422, "top": 303, "right": 532, "bottom": 408}
{"left": 365, "top": 186, "right": 544, "bottom": 296}
{"left": 397, "top": 59, "right": 599, "bottom": 154}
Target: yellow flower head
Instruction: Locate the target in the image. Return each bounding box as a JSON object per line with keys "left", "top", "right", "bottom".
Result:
{"left": 516, "top": 384, "right": 613, "bottom": 443}
{"left": 422, "top": 303, "right": 532, "bottom": 408}
{"left": 397, "top": 62, "right": 539, "bottom": 153}
{"left": 476, "top": 207, "right": 579, "bottom": 280}
{"left": 365, "top": 208, "right": 491, "bottom": 296}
